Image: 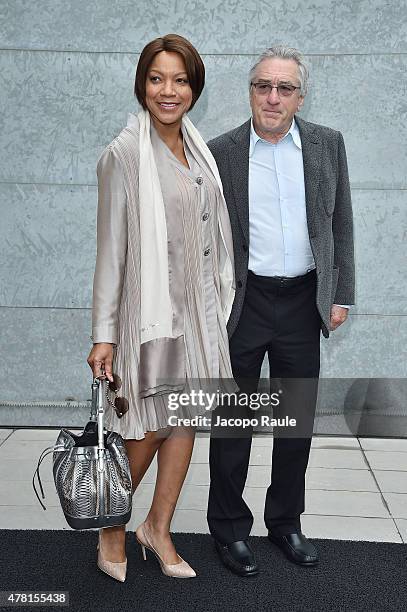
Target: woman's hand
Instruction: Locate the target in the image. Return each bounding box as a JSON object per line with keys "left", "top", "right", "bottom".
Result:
{"left": 87, "top": 343, "right": 114, "bottom": 382}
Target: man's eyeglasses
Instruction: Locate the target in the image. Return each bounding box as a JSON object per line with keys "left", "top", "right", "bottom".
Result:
{"left": 251, "top": 82, "right": 301, "bottom": 97}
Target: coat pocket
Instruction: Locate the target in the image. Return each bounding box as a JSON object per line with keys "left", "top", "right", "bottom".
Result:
{"left": 319, "top": 182, "right": 336, "bottom": 216}
{"left": 323, "top": 200, "right": 335, "bottom": 217}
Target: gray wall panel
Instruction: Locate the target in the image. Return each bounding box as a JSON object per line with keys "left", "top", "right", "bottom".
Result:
{"left": 1, "top": 51, "right": 406, "bottom": 187}
{"left": 0, "top": 50, "right": 137, "bottom": 184}
{"left": 0, "top": 307, "right": 92, "bottom": 402}
{"left": 352, "top": 189, "right": 407, "bottom": 315}
{"left": 0, "top": 183, "right": 96, "bottom": 308}
{"left": 2, "top": 0, "right": 406, "bottom": 54}
{"left": 2, "top": 186, "right": 406, "bottom": 315}
{"left": 319, "top": 314, "right": 407, "bottom": 378}
{"left": 1, "top": 308, "right": 405, "bottom": 404}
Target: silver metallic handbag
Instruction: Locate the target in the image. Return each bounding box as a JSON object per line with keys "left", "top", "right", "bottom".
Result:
{"left": 32, "top": 375, "right": 132, "bottom": 529}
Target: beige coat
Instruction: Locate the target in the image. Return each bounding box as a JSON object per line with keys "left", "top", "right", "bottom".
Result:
{"left": 91, "top": 115, "right": 236, "bottom": 439}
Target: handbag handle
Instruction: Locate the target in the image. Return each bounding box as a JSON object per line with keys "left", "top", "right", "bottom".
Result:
{"left": 95, "top": 375, "right": 108, "bottom": 471}
{"left": 91, "top": 374, "right": 120, "bottom": 420}
{"left": 32, "top": 376, "right": 109, "bottom": 510}
{"left": 90, "top": 374, "right": 109, "bottom": 453}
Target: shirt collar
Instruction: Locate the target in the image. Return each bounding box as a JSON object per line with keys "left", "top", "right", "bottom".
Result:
{"left": 249, "top": 116, "right": 302, "bottom": 156}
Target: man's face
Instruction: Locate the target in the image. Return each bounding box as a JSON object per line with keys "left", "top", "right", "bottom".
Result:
{"left": 249, "top": 58, "right": 304, "bottom": 140}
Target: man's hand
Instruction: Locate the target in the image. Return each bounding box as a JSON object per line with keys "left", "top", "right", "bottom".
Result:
{"left": 329, "top": 305, "right": 349, "bottom": 331}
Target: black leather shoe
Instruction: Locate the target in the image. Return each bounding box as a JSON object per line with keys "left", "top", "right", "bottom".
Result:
{"left": 214, "top": 539, "right": 259, "bottom": 576}
{"left": 268, "top": 532, "right": 318, "bottom": 566}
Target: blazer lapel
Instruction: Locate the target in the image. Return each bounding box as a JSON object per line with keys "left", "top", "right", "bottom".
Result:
{"left": 227, "top": 119, "right": 251, "bottom": 243}
{"left": 295, "top": 115, "right": 321, "bottom": 238}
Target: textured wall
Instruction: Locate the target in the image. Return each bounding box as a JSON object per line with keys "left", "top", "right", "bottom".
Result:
{"left": 1, "top": 1, "right": 406, "bottom": 426}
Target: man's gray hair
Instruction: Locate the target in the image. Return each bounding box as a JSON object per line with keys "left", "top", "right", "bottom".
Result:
{"left": 248, "top": 45, "right": 309, "bottom": 96}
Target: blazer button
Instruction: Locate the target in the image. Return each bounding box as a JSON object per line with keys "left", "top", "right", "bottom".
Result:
{"left": 196, "top": 176, "right": 203, "bottom": 185}
{"left": 204, "top": 248, "right": 211, "bottom": 256}
{"left": 237, "top": 280, "right": 243, "bottom": 288}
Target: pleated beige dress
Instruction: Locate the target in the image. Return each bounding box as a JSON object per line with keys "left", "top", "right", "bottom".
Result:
{"left": 91, "top": 117, "right": 236, "bottom": 440}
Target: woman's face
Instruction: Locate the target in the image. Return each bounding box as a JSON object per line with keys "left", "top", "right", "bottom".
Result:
{"left": 145, "top": 51, "right": 193, "bottom": 127}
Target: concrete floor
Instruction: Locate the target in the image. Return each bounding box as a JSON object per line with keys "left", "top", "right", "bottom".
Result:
{"left": 0, "top": 428, "right": 406, "bottom": 542}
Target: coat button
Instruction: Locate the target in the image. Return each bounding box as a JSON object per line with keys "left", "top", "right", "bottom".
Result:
{"left": 237, "top": 280, "right": 243, "bottom": 288}
{"left": 242, "top": 244, "right": 248, "bottom": 252}
{"left": 202, "top": 212, "right": 209, "bottom": 221}
{"left": 204, "top": 248, "right": 211, "bottom": 256}
{"left": 196, "top": 176, "right": 203, "bottom": 185}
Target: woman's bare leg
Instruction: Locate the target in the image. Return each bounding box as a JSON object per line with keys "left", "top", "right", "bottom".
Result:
{"left": 142, "top": 425, "right": 195, "bottom": 564}
{"left": 100, "top": 431, "right": 165, "bottom": 562}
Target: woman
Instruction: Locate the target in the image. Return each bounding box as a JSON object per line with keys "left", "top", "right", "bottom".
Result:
{"left": 87, "top": 34, "right": 236, "bottom": 581}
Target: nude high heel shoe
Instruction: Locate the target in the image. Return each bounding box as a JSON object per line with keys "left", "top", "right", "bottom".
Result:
{"left": 135, "top": 523, "right": 196, "bottom": 578}
{"left": 97, "top": 528, "right": 127, "bottom": 582}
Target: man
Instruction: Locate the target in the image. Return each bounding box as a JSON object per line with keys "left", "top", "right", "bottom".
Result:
{"left": 207, "top": 45, "right": 355, "bottom": 576}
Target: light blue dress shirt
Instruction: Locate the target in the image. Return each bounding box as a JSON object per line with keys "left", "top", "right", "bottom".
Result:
{"left": 248, "top": 117, "right": 314, "bottom": 277}
{"left": 248, "top": 118, "right": 349, "bottom": 309}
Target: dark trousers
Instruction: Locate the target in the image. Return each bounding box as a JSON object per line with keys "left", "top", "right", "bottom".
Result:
{"left": 207, "top": 269, "right": 321, "bottom": 542}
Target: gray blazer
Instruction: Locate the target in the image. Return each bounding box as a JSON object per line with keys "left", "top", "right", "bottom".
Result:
{"left": 207, "top": 116, "right": 355, "bottom": 339}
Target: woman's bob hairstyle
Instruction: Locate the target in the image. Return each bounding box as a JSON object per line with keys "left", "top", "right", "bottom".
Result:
{"left": 134, "top": 33, "right": 205, "bottom": 112}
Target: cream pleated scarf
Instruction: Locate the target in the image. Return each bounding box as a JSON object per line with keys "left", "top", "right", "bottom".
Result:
{"left": 135, "top": 108, "right": 235, "bottom": 346}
